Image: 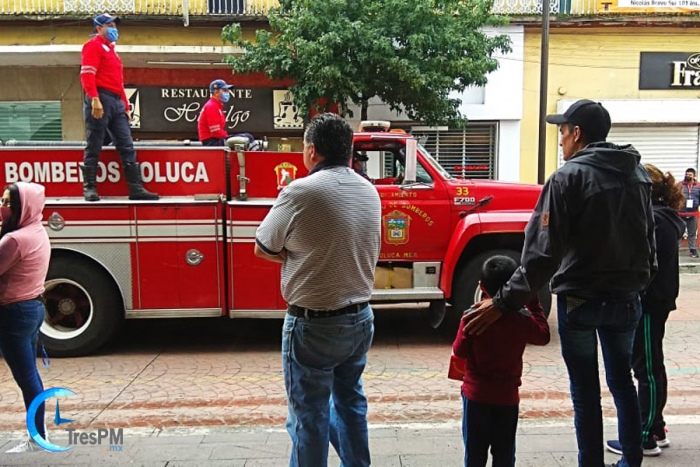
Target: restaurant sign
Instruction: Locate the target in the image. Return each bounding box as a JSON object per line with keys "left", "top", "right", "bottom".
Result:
{"left": 639, "top": 52, "right": 700, "bottom": 90}
{"left": 124, "top": 86, "right": 304, "bottom": 133}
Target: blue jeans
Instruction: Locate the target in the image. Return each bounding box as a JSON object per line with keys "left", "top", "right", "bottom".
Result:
{"left": 0, "top": 299, "right": 46, "bottom": 439}
{"left": 462, "top": 394, "right": 518, "bottom": 467}
{"left": 84, "top": 90, "right": 136, "bottom": 167}
{"left": 282, "top": 306, "right": 374, "bottom": 467}
{"left": 557, "top": 294, "right": 643, "bottom": 467}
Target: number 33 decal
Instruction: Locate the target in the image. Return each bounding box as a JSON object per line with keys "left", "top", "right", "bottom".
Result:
{"left": 456, "top": 187, "right": 469, "bottom": 196}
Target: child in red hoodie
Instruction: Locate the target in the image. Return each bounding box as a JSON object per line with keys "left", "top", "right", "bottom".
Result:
{"left": 452, "top": 255, "right": 550, "bottom": 466}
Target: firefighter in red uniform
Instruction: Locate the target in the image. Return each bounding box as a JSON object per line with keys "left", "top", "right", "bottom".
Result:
{"left": 198, "top": 79, "right": 236, "bottom": 146}
{"left": 79, "top": 13, "right": 158, "bottom": 202}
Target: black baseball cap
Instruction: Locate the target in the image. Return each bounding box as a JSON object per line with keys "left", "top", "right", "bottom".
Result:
{"left": 353, "top": 152, "right": 368, "bottom": 162}
{"left": 546, "top": 99, "right": 611, "bottom": 143}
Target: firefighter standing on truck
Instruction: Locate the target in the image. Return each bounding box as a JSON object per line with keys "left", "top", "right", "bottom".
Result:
{"left": 79, "top": 13, "right": 158, "bottom": 202}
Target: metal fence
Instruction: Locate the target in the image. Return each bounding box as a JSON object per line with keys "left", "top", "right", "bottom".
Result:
{"left": 0, "top": 0, "right": 693, "bottom": 17}
{"left": 0, "top": 0, "right": 278, "bottom": 16}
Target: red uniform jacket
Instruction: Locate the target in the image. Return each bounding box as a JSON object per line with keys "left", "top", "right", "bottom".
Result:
{"left": 452, "top": 298, "right": 550, "bottom": 406}
{"left": 80, "top": 36, "right": 129, "bottom": 110}
{"left": 198, "top": 98, "right": 228, "bottom": 142}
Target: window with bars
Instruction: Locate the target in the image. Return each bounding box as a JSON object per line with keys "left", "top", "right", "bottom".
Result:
{"left": 208, "top": 0, "right": 245, "bottom": 14}
{"left": 0, "top": 101, "right": 62, "bottom": 143}
{"left": 410, "top": 123, "right": 497, "bottom": 179}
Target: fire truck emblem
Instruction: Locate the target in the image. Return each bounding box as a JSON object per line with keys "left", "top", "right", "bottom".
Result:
{"left": 274, "top": 162, "right": 298, "bottom": 189}
{"left": 383, "top": 210, "right": 410, "bottom": 245}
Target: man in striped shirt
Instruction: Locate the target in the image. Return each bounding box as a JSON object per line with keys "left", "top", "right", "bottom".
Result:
{"left": 255, "top": 113, "right": 381, "bottom": 467}
{"left": 80, "top": 13, "right": 158, "bottom": 202}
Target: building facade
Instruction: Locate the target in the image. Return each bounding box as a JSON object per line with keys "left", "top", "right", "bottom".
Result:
{"left": 0, "top": 3, "right": 527, "bottom": 181}
{"left": 0, "top": 3, "right": 306, "bottom": 152}
{"left": 516, "top": 1, "right": 700, "bottom": 183}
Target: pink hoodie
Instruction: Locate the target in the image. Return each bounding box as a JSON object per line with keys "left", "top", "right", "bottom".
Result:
{"left": 0, "top": 182, "right": 51, "bottom": 306}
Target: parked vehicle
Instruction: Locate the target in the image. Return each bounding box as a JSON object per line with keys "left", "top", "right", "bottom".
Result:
{"left": 0, "top": 124, "right": 546, "bottom": 356}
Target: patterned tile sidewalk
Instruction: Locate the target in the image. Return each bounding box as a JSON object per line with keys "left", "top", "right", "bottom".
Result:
{"left": 1, "top": 277, "right": 699, "bottom": 432}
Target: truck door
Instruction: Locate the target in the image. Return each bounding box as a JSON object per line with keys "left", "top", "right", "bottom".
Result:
{"left": 227, "top": 200, "right": 284, "bottom": 314}
{"left": 133, "top": 201, "right": 223, "bottom": 315}
{"left": 359, "top": 141, "right": 452, "bottom": 262}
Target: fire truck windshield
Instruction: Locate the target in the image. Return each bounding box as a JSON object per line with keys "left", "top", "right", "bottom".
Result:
{"left": 418, "top": 144, "right": 452, "bottom": 180}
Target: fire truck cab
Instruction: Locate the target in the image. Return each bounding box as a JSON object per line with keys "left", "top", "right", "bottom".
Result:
{"left": 0, "top": 123, "right": 546, "bottom": 357}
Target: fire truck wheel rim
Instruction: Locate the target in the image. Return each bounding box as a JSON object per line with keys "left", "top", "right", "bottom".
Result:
{"left": 41, "top": 279, "right": 94, "bottom": 340}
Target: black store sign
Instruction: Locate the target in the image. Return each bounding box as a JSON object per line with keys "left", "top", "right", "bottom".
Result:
{"left": 639, "top": 52, "right": 700, "bottom": 90}
{"left": 125, "top": 86, "right": 305, "bottom": 134}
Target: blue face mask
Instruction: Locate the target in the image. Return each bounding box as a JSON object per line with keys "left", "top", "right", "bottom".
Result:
{"left": 220, "top": 91, "right": 230, "bottom": 103}
{"left": 106, "top": 27, "right": 119, "bottom": 43}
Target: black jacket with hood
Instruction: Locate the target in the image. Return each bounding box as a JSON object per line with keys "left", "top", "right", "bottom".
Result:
{"left": 493, "top": 142, "right": 657, "bottom": 312}
{"left": 643, "top": 203, "right": 685, "bottom": 312}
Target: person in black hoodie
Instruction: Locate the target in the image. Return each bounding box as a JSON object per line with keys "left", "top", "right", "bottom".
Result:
{"left": 606, "top": 164, "right": 685, "bottom": 458}
{"left": 463, "top": 99, "right": 656, "bottom": 467}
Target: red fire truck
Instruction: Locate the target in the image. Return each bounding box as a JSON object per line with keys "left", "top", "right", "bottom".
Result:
{"left": 0, "top": 124, "right": 546, "bottom": 357}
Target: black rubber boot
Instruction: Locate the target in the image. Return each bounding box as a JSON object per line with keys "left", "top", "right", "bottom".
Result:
{"left": 80, "top": 163, "right": 100, "bottom": 202}
{"left": 123, "top": 163, "right": 159, "bottom": 200}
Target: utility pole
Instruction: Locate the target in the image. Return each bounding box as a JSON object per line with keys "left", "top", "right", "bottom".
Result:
{"left": 536, "top": 0, "right": 551, "bottom": 185}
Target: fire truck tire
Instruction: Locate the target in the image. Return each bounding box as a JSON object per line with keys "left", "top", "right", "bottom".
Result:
{"left": 447, "top": 249, "right": 552, "bottom": 333}
{"left": 41, "top": 256, "right": 123, "bottom": 358}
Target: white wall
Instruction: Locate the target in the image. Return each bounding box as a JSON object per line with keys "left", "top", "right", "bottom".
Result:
{"left": 556, "top": 98, "right": 700, "bottom": 124}
{"left": 498, "top": 121, "right": 521, "bottom": 182}
{"left": 453, "top": 25, "right": 524, "bottom": 121}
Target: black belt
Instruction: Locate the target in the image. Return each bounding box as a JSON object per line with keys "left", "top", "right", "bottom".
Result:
{"left": 288, "top": 302, "right": 369, "bottom": 319}
{"left": 97, "top": 88, "right": 121, "bottom": 100}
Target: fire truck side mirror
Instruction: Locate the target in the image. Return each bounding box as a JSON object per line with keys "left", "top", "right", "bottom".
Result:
{"left": 404, "top": 138, "right": 417, "bottom": 184}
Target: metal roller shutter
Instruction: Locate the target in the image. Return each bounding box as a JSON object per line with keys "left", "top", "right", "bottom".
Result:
{"left": 607, "top": 126, "right": 699, "bottom": 181}
{"left": 0, "top": 101, "right": 62, "bottom": 142}
{"left": 411, "top": 123, "right": 497, "bottom": 179}
{"left": 558, "top": 125, "right": 699, "bottom": 182}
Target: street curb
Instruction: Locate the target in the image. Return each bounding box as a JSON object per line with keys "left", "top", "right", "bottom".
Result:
{"left": 680, "top": 263, "right": 700, "bottom": 273}
{"left": 1, "top": 415, "right": 700, "bottom": 439}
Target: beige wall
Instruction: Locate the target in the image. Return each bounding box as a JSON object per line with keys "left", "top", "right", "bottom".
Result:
{"left": 1, "top": 68, "right": 84, "bottom": 140}
{"left": 0, "top": 24, "right": 258, "bottom": 46}
{"left": 520, "top": 27, "right": 700, "bottom": 183}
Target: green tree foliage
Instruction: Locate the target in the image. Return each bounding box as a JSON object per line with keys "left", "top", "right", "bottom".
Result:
{"left": 222, "top": 0, "right": 511, "bottom": 125}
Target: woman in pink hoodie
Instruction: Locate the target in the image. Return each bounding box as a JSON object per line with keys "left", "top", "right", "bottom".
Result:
{"left": 0, "top": 182, "right": 51, "bottom": 453}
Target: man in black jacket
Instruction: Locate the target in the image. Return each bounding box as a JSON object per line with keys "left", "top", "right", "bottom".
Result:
{"left": 463, "top": 99, "right": 656, "bottom": 467}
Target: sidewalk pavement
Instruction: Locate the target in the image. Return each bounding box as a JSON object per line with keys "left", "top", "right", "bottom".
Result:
{"left": 0, "top": 418, "right": 698, "bottom": 466}
{"left": 678, "top": 247, "right": 700, "bottom": 273}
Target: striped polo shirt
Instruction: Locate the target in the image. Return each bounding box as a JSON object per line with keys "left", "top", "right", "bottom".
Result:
{"left": 255, "top": 164, "right": 381, "bottom": 311}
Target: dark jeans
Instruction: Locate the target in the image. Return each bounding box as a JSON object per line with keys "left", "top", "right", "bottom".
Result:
{"left": 0, "top": 299, "right": 46, "bottom": 439}
{"left": 682, "top": 215, "right": 698, "bottom": 252}
{"left": 557, "top": 294, "right": 643, "bottom": 467}
{"left": 461, "top": 394, "right": 518, "bottom": 467}
{"left": 84, "top": 89, "right": 136, "bottom": 167}
{"left": 202, "top": 138, "right": 225, "bottom": 147}
{"left": 633, "top": 306, "right": 670, "bottom": 443}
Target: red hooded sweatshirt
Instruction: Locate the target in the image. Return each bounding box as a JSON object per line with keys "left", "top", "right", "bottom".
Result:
{"left": 452, "top": 298, "right": 550, "bottom": 406}
{"left": 0, "top": 182, "right": 51, "bottom": 306}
